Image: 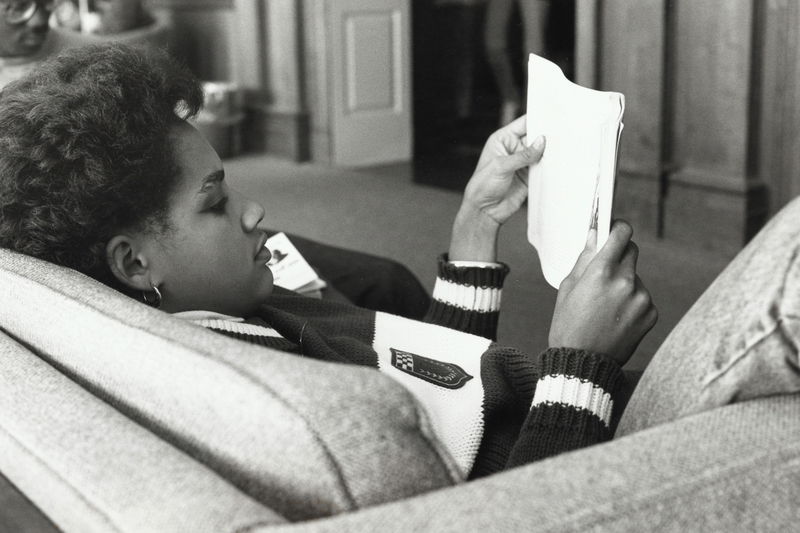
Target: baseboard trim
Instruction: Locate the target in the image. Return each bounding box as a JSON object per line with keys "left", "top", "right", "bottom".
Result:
{"left": 613, "top": 171, "right": 661, "bottom": 237}
{"left": 663, "top": 176, "right": 768, "bottom": 256}
{"left": 242, "top": 103, "right": 311, "bottom": 162}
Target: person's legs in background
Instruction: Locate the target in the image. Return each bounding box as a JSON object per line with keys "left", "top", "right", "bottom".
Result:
{"left": 483, "top": 0, "right": 550, "bottom": 126}
{"left": 518, "top": 0, "right": 549, "bottom": 64}
{"left": 483, "top": 0, "right": 518, "bottom": 126}
{"left": 450, "top": 2, "right": 480, "bottom": 120}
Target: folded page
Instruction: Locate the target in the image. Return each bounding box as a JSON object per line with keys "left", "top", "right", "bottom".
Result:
{"left": 526, "top": 53, "right": 625, "bottom": 288}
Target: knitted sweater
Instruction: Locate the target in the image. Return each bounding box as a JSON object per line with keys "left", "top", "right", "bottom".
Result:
{"left": 181, "top": 255, "right": 625, "bottom": 479}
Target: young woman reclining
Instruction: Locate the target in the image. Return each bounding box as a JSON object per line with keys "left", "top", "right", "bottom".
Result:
{"left": 0, "top": 44, "right": 657, "bottom": 479}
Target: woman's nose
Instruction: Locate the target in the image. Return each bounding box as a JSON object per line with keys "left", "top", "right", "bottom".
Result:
{"left": 241, "top": 197, "right": 266, "bottom": 232}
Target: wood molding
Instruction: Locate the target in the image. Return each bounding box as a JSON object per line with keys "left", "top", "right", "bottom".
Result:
{"left": 574, "top": 0, "right": 598, "bottom": 88}
{"left": 758, "top": 0, "right": 800, "bottom": 215}
{"left": 613, "top": 171, "right": 662, "bottom": 237}
{"left": 669, "top": 167, "right": 763, "bottom": 195}
{"left": 663, "top": 178, "right": 768, "bottom": 256}
{"left": 242, "top": 100, "right": 311, "bottom": 162}
{"left": 148, "top": 0, "right": 233, "bottom": 9}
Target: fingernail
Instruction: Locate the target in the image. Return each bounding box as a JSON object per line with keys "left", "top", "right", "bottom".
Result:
{"left": 532, "top": 135, "right": 545, "bottom": 150}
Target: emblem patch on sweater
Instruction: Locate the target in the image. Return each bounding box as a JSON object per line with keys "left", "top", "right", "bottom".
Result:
{"left": 390, "top": 348, "right": 473, "bottom": 389}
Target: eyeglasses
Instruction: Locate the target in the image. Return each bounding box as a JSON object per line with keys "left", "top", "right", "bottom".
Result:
{"left": 2, "top": 0, "right": 57, "bottom": 25}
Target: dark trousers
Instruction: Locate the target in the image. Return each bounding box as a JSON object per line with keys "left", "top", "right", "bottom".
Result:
{"left": 271, "top": 231, "right": 432, "bottom": 321}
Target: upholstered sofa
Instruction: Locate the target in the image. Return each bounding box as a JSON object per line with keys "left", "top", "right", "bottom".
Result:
{"left": 3, "top": 197, "right": 800, "bottom": 532}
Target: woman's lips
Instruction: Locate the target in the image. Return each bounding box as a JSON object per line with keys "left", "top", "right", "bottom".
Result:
{"left": 254, "top": 232, "right": 272, "bottom": 262}
{"left": 255, "top": 246, "right": 272, "bottom": 263}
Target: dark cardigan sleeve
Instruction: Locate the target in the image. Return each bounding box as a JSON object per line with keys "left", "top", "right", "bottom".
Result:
{"left": 467, "top": 344, "right": 625, "bottom": 478}
{"left": 423, "top": 254, "right": 510, "bottom": 340}
{"left": 504, "top": 347, "right": 625, "bottom": 469}
{"left": 423, "top": 254, "right": 627, "bottom": 477}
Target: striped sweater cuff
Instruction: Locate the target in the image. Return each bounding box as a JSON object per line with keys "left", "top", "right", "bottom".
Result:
{"left": 425, "top": 253, "right": 510, "bottom": 340}
{"left": 504, "top": 348, "right": 624, "bottom": 468}
{"left": 436, "top": 253, "right": 510, "bottom": 288}
{"left": 532, "top": 348, "right": 624, "bottom": 428}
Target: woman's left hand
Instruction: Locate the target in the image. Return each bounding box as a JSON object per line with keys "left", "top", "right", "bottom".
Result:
{"left": 463, "top": 115, "right": 545, "bottom": 226}
{"left": 449, "top": 115, "right": 545, "bottom": 262}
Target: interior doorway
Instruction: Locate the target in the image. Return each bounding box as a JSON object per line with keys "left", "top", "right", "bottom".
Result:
{"left": 411, "top": 0, "right": 575, "bottom": 191}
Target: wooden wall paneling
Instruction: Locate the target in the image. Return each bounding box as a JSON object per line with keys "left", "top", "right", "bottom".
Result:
{"left": 303, "top": 0, "right": 333, "bottom": 163}
{"left": 574, "top": 0, "right": 598, "bottom": 89}
{"left": 230, "top": 0, "right": 265, "bottom": 91}
{"left": 599, "top": 0, "right": 666, "bottom": 236}
{"left": 262, "top": 0, "right": 303, "bottom": 113}
{"left": 148, "top": 0, "right": 232, "bottom": 7}
{"left": 241, "top": 0, "right": 311, "bottom": 160}
{"left": 149, "top": 5, "right": 235, "bottom": 81}
{"left": 671, "top": 2, "right": 750, "bottom": 178}
{"left": 759, "top": 0, "right": 800, "bottom": 215}
{"left": 663, "top": 0, "right": 768, "bottom": 255}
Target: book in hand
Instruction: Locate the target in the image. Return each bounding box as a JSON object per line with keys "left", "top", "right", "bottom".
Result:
{"left": 526, "top": 53, "right": 625, "bottom": 289}
{"left": 265, "top": 232, "right": 328, "bottom": 298}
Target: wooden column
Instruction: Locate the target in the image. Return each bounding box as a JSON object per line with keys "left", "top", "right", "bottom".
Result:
{"left": 597, "top": 0, "right": 667, "bottom": 236}
{"left": 239, "top": 0, "right": 310, "bottom": 160}
{"left": 662, "top": 0, "right": 767, "bottom": 255}
{"left": 302, "top": 0, "right": 333, "bottom": 163}
{"left": 759, "top": 0, "right": 800, "bottom": 216}
{"left": 574, "top": 0, "right": 598, "bottom": 89}
{"left": 229, "top": 0, "right": 264, "bottom": 90}
{"left": 150, "top": 0, "right": 236, "bottom": 81}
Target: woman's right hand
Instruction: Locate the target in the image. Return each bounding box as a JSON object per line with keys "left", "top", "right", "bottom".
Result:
{"left": 548, "top": 220, "right": 658, "bottom": 367}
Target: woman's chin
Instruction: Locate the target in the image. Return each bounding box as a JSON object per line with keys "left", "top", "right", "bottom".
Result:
{"left": 249, "top": 271, "right": 274, "bottom": 312}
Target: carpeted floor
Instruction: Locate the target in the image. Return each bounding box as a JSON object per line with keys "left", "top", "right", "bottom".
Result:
{"left": 225, "top": 153, "right": 732, "bottom": 371}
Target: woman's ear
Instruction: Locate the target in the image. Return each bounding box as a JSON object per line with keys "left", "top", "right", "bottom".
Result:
{"left": 106, "top": 234, "right": 154, "bottom": 292}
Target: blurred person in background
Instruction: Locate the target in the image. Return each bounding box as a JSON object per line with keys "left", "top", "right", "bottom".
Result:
{"left": 0, "top": 0, "right": 58, "bottom": 88}
{"left": 434, "top": 0, "right": 485, "bottom": 120}
{"left": 484, "top": 0, "right": 550, "bottom": 126}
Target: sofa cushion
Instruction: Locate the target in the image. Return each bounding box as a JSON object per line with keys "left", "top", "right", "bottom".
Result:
{"left": 0, "top": 330, "right": 283, "bottom": 532}
{"left": 0, "top": 249, "right": 461, "bottom": 523}
{"left": 617, "top": 195, "right": 800, "bottom": 436}
{"left": 254, "top": 394, "right": 800, "bottom": 533}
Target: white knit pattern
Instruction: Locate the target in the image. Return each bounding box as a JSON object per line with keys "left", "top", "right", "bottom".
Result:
{"left": 531, "top": 375, "right": 613, "bottom": 427}
{"left": 432, "top": 278, "right": 502, "bottom": 313}
{"left": 191, "top": 319, "right": 283, "bottom": 338}
{"left": 372, "top": 312, "right": 491, "bottom": 479}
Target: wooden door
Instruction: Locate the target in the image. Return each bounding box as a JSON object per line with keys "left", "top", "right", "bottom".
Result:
{"left": 329, "top": 0, "right": 412, "bottom": 166}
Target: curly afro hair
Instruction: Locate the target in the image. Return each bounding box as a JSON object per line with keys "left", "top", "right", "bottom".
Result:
{"left": 0, "top": 43, "right": 203, "bottom": 289}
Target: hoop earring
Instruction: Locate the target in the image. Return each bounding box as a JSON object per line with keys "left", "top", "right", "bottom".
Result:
{"left": 142, "top": 284, "right": 162, "bottom": 309}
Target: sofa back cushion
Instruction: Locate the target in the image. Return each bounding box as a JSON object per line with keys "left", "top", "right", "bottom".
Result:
{"left": 618, "top": 195, "right": 800, "bottom": 436}
{"left": 0, "top": 329, "right": 285, "bottom": 532}
{"left": 0, "top": 249, "right": 460, "bottom": 526}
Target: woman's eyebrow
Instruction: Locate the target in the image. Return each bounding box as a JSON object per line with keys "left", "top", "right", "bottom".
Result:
{"left": 198, "top": 169, "right": 225, "bottom": 193}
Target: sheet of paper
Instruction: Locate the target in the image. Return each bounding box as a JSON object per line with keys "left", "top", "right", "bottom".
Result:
{"left": 526, "top": 53, "right": 625, "bottom": 288}
{"left": 265, "top": 232, "right": 327, "bottom": 293}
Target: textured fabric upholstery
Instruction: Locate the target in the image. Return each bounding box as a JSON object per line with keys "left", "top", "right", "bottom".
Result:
{"left": 0, "top": 330, "right": 282, "bottom": 533}
{"left": 6, "top": 197, "right": 800, "bottom": 530}
{"left": 258, "top": 394, "right": 800, "bottom": 533}
{"left": 0, "top": 249, "right": 460, "bottom": 529}
{"left": 617, "top": 194, "right": 800, "bottom": 436}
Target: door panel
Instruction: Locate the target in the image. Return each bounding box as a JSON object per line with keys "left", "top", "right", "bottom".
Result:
{"left": 330, "top": 0, "right": 412, "bottom": 166}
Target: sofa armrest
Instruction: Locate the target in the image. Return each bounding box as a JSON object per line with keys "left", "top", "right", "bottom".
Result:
{"left": 262, "top": 393, "right": 800, "bottom": 533}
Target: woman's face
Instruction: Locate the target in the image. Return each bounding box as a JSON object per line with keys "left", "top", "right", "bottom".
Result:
{"left": 136, "top": 121, "right": 274, "bottom": 316}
